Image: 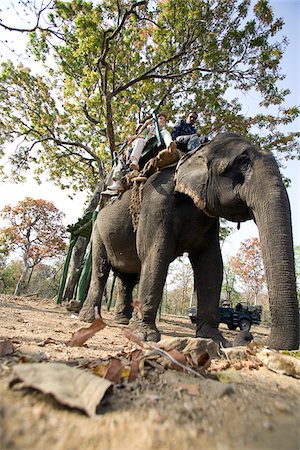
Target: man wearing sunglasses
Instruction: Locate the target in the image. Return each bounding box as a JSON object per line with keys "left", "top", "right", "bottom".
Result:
{"left": 171, "top": 112, "right": 207, "bottom": 152}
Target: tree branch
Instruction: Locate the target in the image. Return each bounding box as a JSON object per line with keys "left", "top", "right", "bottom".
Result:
{"left": 111, "top": 48, "right": 190, "bottom": 96}
{"left": 99, "top": 1, "right": 146, "bottom": 64}
{"left": 82, "top": 102, "right": 102, "bottom": 127}
{"left": 0, "top": 1, "right": 62, "bottom": 38}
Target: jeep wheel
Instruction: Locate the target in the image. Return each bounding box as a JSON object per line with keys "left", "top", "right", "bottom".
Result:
{"left": 239, "top": 318, "right": 251, "bottom": 331}
{"left": 227, "top": 324, "right": 237, "bottom": 330}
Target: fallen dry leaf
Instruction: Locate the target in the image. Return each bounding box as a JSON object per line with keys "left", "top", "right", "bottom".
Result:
{"left": 128, "top": 349, "right": 143, "bottom": 381}
{"left": 104, "top": 358, "right": 124, "bottom": 383}
{"left": 157, "top": 337, "right": 216, "bottom": 373}
{"left": 93, "top": 358, "right": 126, "bottom": 383}
{"left": 122, "top": 328, "right": 144, "bottom": 348}
{"left": 148, "top": 345, "right": 204, "bottom": 378}
{"left": 163, "top": 349, "right": 187, "bottom": 370}
{"left": 86, "top": 337, "right": 215, "bottom": 384}
{"left": 256, "top": 348, "right": 300, "bottom": 378}
{"left": 0, "top": 339, "right": 15, "bottom": 356}
{"left": 66, "top": 318, "right": 107, "bottom": 347}
{"left": 10, "top": 362, "right": 112, "bottom": 416}
{"left": 92, "top": 362, "right": 110, "bottom": 378}
{"left": 91, "top": 350, "right": 143, "bottom": 383}
{"left": 194, "top": 351, "right": 210, "bottom": 369}
{"left": 84, "top": 346, "right": 142, "bottom": 383}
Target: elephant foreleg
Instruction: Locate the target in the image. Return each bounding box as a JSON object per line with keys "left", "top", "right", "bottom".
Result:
{"left": 130, "top": 253, "right": 169, "bottom": 342}
{"left": 79, "top": 228, "right": 110, "bottom": 323}
{"left": 114, "top": 273, "right": 139, "bottom": 324}
{"left": 189, "top": 239, "right": 229, "bottom": 346}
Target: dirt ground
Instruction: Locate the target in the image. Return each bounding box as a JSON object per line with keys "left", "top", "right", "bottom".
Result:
{"left": 0, "top": 294, "right": 299, "bottom": 450}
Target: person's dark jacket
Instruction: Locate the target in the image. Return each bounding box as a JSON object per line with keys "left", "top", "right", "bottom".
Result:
{"left": 171, "top": 119, "right": 197, "bottom": 140}
{"left": 171, "top": 119, "right": 208, "bottom": 152}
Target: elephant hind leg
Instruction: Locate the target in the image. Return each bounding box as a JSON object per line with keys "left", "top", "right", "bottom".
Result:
{"left": 114, "top": 273, "right": 139, "bottom": 324}
{"left": 79, "top": 230, "right": 110, "bottom": 323}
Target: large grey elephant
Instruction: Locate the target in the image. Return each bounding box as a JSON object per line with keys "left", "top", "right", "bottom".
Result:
{"left": 79, "top": 132, "right": 299, "bottom": 350}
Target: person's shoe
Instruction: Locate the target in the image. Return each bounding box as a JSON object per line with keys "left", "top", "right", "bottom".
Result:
{"left": 108, "top": 179, "right": 124, "bottom": 191}
{"left": 101, "top": 189, "right": 119, "bottom": 196}
{"left": 130, "top": 161, "right": 139, "bottom": 171}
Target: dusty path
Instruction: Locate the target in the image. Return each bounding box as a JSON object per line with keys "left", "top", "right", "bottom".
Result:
{"left": 0, "top": 294, "right": 299, "bottom": 450}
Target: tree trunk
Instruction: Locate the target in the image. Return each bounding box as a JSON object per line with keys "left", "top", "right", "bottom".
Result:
{"left": 105, "top": 94, "right": 116, "bottom": 159}
{"left": 14, "top": 265, "right": 30, "bottom": 296}
{"left": 23, "top": 266, "right": 35, "bottom": 292}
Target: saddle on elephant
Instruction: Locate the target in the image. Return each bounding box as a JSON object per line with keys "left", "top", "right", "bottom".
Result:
{"left": 102, "top": 111, "right": 180, "bottom": 196}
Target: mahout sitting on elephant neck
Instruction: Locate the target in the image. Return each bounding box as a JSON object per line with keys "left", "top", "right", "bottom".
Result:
{"left": 80, "top": 132, "right": 299, "bottom": 351}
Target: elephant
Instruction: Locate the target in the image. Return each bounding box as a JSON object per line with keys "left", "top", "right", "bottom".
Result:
{"left": 79, "top": 132, "right": 299, "bottom": 350}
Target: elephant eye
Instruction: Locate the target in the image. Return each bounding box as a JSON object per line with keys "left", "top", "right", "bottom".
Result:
{"left": 231, "top": 154, "right": 251, "bottom": 187}
{"left": 238, "top": 154, "right": 251, "bottom": 167}
{"left": 233, "top": 172, "right": 245, "bottom": 188}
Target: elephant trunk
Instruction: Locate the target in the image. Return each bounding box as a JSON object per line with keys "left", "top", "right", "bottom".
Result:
{"left": 248, "top": 168, "right": 299, "bottom": 350}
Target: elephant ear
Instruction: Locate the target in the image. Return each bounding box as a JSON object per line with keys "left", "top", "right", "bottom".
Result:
{"left": 174, "top": 150, "right": 208, "bottom": 210}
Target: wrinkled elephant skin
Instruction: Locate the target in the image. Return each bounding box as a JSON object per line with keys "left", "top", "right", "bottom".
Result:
{"left": 80, "top": 133, "right": 299, "bottom": 350}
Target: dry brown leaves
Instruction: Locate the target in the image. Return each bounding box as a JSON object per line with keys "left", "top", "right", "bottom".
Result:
{"left": 10, "top": 362, "right": 112, "bottom": 417}
{"left": 85, "top": 333, "right": 217, "bottom": 383}
{"left": 256, "top": 348, "right": 300, "bottom": 378}
{"left": 66, "top": 318, "right": 107, "bottom": 347}
{"left": 65, "top": 328, "right": 216, "bottom": 384}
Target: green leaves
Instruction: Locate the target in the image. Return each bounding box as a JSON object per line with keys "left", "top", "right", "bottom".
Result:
{"left": 0, "top": 60, "right": 107, "bottom": 191}
{"left": 0, "top": 0, "right": 298, "bottom": 194}
{"left": 254, "top": 0, "right": 274, "bottom": 24}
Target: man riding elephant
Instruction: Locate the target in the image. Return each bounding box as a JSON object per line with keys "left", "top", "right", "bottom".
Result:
{"left": 172, "top": 111, "right": 208, "bottom": 152}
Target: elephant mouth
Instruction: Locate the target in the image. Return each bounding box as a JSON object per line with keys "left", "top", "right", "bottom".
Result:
{"left": 222, "top": 208, "right": 252, "bottom": 222}
{"left": 205, "top": 199, "right": 252, "bottom": 223}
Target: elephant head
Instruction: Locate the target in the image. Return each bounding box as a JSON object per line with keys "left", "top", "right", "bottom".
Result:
{"left": 175, "top": 132, "right": 299, "bottom": 350}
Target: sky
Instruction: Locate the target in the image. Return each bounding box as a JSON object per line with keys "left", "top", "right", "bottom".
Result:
{"left": 223, "top": 0, "right": 300, "bottom": 258}
{"left": 0, "top": 0, "right": 299, "bottom": 258}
